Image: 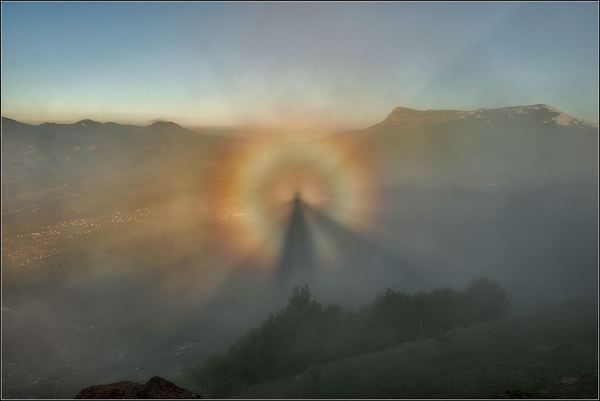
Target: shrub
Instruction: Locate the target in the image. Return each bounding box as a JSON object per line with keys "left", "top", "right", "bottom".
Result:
{"left": 195, "top": 278, "right": 510, "bottom": 396}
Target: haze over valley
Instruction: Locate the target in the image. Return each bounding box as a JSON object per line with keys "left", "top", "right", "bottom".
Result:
{"left": 2, "top": 103, "right": 597, "bottom": 397}
{"left": 1, "top": 2, "right": 598, "bottom": 399}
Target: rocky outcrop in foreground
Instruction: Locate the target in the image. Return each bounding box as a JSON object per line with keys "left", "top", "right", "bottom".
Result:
{"left": 75, "top": 376, "right": 201, "bottom": 399}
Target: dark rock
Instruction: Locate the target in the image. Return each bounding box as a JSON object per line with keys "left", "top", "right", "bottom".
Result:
{"left": 144, "top": 376, "right": 201, "bottom": 399}
{"left": 75, "top": 376, "right": 201, "bottom": 399}
{"left": 75, "top": 381, "right": 146, "bottom": 399}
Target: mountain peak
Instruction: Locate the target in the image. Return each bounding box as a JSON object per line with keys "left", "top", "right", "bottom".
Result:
{"left": 378, "top": 104, "right": 596, "bottom": 130}
{"left": 388, "top": 106, "right": 421, "bottom": 115}
{"left": 2, "top": 116, "right": 19, "bottom": 123}
{"left": 148, "top": 120, "right": 182, "bottom": 129}
{"left": 76, "top": 119, "right": 102, "bottom": 127}
{"left": 1, "top": 116, "right": 35, "bottom": 130}
{"left": 381, "top": 106, "right": 460, "bottom": 127}
{"left": 382, "top": 107, "right": 420, "bottom": 124}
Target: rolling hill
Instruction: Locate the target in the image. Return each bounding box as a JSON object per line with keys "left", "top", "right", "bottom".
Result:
{"left": 235, "top": 298, "right": 598, "bottom": 399}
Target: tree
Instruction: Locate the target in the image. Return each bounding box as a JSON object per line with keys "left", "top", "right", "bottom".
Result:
{"left": 194, "top": 279, "right": 511, "bottom": 397}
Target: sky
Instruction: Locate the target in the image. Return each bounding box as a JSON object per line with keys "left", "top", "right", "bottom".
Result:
{"left": 1, "top": 1, "right": 598, "bottom": 129}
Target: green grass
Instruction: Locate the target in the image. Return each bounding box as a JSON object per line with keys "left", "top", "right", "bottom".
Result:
{"left": 235, "top": 298, "right": 598, "bottom": 399}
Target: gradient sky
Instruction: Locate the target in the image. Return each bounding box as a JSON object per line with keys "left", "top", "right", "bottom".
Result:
{"left": 1, "top": 2, "right": 598, "bottom": 129}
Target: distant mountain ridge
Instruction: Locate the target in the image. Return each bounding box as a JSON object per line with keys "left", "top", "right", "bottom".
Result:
{"left": 376, "top": 104, "right": 597, "bottom": 130}
{"left": 333, "top": 104, "right": 598, "bottom": 188}
{"left": 3, "top": 103, "right": 596, "bottom": 133}
{"left": 2, "top": 117, "right": 186, "bottom": 129}
{"left": 2, "top": 103, "right": 597, "bottom": 205}
{"left": 1, "top": 115, "right": 226, "bottom": 211}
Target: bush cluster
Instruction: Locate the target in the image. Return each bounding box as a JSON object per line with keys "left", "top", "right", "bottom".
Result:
{"left": 194, "top": 278, "right": 510, "bottom": 397}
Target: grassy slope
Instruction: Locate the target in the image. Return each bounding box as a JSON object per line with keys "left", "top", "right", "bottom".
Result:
{"left": 236, "top": 299, "right": 598, "bottom": 399}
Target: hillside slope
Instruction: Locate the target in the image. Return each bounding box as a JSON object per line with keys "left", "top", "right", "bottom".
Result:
{"left": 333, "top": 104, "right": 598, "bottom": 187}
{"left": 236, "top": 298, "right": 598, "bottom": 399}
{"left": 1, "top": 117, "right": 225, "bottom": 203}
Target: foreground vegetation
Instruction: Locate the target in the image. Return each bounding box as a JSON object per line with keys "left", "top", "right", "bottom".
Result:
{"left": 192, "top": 278, "right": 510, "bottom": 397}
{"left": 237, "top": 298, "right": 598, "bottom": 399}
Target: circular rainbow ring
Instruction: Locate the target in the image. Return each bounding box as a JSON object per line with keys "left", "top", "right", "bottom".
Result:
{"left": 210, "top": 135, "right": 377, "bottom": 266}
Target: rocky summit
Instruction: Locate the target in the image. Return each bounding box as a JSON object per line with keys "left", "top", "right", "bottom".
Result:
{"left": 75, "top": 376, "right": 201, "bottom": 399}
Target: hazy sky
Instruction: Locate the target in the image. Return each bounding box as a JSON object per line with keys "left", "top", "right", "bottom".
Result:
{"left": 1, "top": 2, "right": 598, "bottom": 129}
